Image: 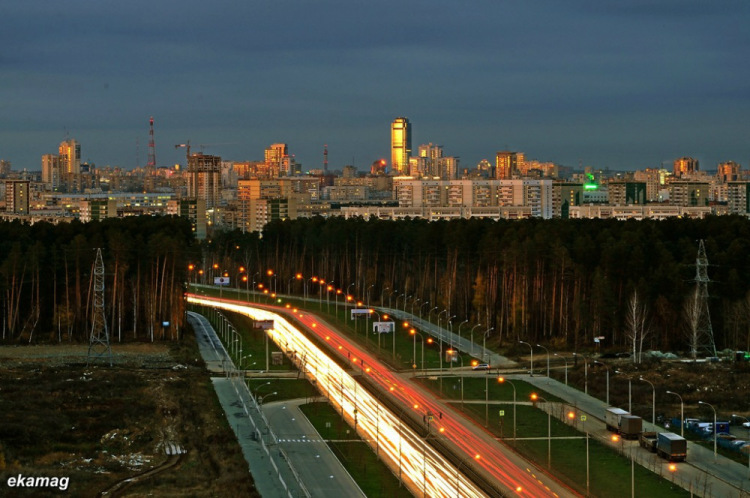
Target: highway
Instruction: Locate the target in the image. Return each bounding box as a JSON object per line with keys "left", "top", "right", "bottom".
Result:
{"left": 187, "top": 293, "right": 576, "bottom": 497}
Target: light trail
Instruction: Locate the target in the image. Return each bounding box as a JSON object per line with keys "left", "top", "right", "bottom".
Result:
{"left": 188, "top": 294, "right": 486, "bottom": 497}
{"left": 188, "top": 294, "right": 570, "bottom": 497}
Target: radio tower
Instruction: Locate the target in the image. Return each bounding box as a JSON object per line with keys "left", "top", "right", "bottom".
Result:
{"left": 323, "top": 144, "right": 328, "bottom": 173}
{"left": 688, "top": 240, "right": 717, "bottom": 359}
{"left": 146, "top": 116, "right": 156, "bottom": 172}
{"left": 87, "top": 248, "right": 112, "bottom": 366}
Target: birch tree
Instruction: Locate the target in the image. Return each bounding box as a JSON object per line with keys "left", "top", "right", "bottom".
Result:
{"left": 624, "top": 289, "right": 649, "bottom": 363}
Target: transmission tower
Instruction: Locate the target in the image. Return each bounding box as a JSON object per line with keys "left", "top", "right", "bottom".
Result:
{"left": 691, "top": 239, "right": 717, "bottom": 359}
{"left": 87, "top": 248, "right": 112, "bottom": 366}
{"left": 146, "top": 116, "right": 156, "bottom": 171}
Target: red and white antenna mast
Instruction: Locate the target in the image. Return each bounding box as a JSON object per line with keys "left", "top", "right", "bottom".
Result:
{"left": 147, "top": 116, "right": 156, "bottom": 170}
{"left": 323, "top": 144, "right": 328, "bottom": 173}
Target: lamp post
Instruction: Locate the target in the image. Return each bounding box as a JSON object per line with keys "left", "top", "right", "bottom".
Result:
{"left": 428, "top": 306, "right": 439, "bottom": 324}
{"left": 536, "top": 344, "right": 550, "bottom": 378}
{"left": 665, "top": 391, "right": 684, "bottom": 437}
{"left": 554, "top": 353, "right": 569, "bottom": 385}
{"left": 574, "top": 353, "right": 589, "bottom": 394}
{"left": 519, "top": 341, "right": 533, "bottom": 376}
{"left": 410, "top": 328, "right": 424, "bottom": 376}
{"left": 498, "top": 376, "right": 517, "bottom": 442}
{"left": 402, "top": 295, "right": 412, "bottom": 313}
{"left": 437, "top": 309, "right": 449, "bottom": 338}
{"left": 594, "top": 360, "right": 611, "bottom": 406}
{"left": 389, "top": 290, "right": 399, "bottom": 310}
{"left": 698, "top": 401, "right": 717, "bottom": 463}
{"left": 531, "top": 393, "right": 551, "bottom": 468}
{"left": 470, "top": 324, "right": 482, "bottom": 356}
{"left": 419, "top": 301, "right": 431, "bottom": 323}
{"left": 483, "top": 327, "right": 494, "bottom": 364}
{"left": 253, "top": 381, "right": 272, "bottom": 408}
{"left": 616, "top": 371, "right": 632, "bottom": 413}
{"left": 347, "top": 283, "right": 355, "bottom": 315}
{"left": 410, "top": 297, "right": 420, "bottom": 318}
{"left": 639, "top": 376, "right": 656, "bottom": 426}
{"left": 732, "top": 414, "right": 750, "bottom": 478}
{"left": 456, "top": 319, "right": 469, "bottom": 350}
{"left": 427, "top": 337, "right": 443, "bottom": 393}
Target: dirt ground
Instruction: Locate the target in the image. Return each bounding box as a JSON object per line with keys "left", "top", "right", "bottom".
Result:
{"left": 0, "top": 337, "right": 259, "bottom": 497}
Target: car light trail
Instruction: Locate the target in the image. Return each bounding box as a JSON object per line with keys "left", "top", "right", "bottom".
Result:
{"left": 188, "top": 294, "right": 568, "bottom": 497}
{"left": 188, "top": 294, "right": 486, "bottom": 497}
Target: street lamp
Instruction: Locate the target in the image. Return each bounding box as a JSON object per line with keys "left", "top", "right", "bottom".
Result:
{"left": 456, "top": 319, "right": 469, "bottom": 350}
{"left": 698, "top": 401, "right": 717, "bottom": 463}
{"left": 665, "top": 390, "right": 684, "bottom": 437}
{"left": 639, "top": 376, "right": 656, "bottom": 426}
{"left": 483, "top": 327, "right": 494, "bottom": 364}
{"left": 347, "top": 283, "right": 355, "bottom": 314}
{"left": 253, "top": 381, "right": 272, "bottom": 407}
{"left": 469, "top": 324, "right": 482, "bottom": 356}
{"left": 616, "top": 370, "right": 632, "bottom": 413}
{"left": 428, "top": 306, "right": 439, "bottom": 324}
{"left": 498, "top": 376, "right": 517, "bottom": 441}
{"left": 419, "top": 301, "right": 431, "bottom": 322}
{"left": 554, "top": 353, "right": 569, "bottom": 385}
{"left": 519, "top": 341, "right": 533, "bottom": 376}
{"left": 531, "top": 393, "right": 551, "bottom": 468}
{"left": 536, "top": 344, "right": 550, "bottom": 378}
{"left": 574, "top": 353, "right": 589, "bottom": 394}
{"left": 410, "top": 328, "right": 424, "bottom": 376}
{"left": 594, "top": 360, "right": 611, "bottom": 406}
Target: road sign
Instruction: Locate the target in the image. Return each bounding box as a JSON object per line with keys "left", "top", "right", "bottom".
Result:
{"left": 581, "top": 415, "right": 587, "bottom": 421}
{"left": 499, "top": 410, "right": 505, "bottom": 417}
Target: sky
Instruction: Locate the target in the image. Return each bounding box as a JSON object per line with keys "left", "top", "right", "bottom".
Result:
{"left": 2, "top": 0, "right": 749, "bottom": 172}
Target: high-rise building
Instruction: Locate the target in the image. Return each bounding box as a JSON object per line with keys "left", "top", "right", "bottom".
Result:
{"left": 59, "top": 139, "right": 81, "bottom": 191}
{"left": 5, "top": 180, "right": 29, "bottom": 214}
{"left": 265, "top": 143, "right": 290, "bottom": 177}
{"left": 495, "top": 151, "right": 523, "bottom": 179}
{"left": 717, "top": 161, "right": 741, "bottom": 182}
{"left": 391, "top": 117, "right": 412, "bottom": 175}
{"left": 186, "top": 153, "right": 222, "bottom": 209}
{"left": 42, "top": 154, "right": 61, "bottom": 189}
{"left": 674, "top": 157, "right": 699, "bottom": 177}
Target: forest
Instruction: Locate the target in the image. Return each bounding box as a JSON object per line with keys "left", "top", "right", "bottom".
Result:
{"left": 4, "top": 214, "right": 750, "bottom": 355}
{"left": 0, "top": 216, "right": 197, "bottom": 343}
{"left": 205, "top": 215, "right": 750, "bottom": 355}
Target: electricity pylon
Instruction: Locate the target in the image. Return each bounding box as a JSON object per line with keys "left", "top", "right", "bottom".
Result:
{"left": 87, "top": 248, "right": 112, "bottom": 366}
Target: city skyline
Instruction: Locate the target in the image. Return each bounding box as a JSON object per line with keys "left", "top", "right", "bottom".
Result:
{"left": 2, "top": 1, "right": 749, "bottom": 171}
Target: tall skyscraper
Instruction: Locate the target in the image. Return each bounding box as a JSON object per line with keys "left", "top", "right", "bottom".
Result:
{"left": 391, "top": 117, "right": 412, "bottom": 175}
{"left": 59, "top": 139, "right": 81, "bottom": 191}
{"left": 186, "top": 153, "right": 222, "bottom": 209}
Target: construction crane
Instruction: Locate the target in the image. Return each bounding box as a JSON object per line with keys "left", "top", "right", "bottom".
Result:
{"left": 175, "top": 141, "right": 236, "bottom": 162}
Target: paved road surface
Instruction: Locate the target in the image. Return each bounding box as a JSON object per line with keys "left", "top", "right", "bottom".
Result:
{"left": 188, "top": 311, "right": 362, "bottom": 498}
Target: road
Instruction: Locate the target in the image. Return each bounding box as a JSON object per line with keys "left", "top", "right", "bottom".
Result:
{"left": 263, "top": 399, "right": 366, "bottom": 498}
{"left": 188, "top": 294, "right": 577, "bottom": 497}
{"left": 188, "top": 311, "right": 363, "bottom": 498}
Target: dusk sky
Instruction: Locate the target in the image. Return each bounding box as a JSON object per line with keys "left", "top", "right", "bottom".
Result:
{"left": 2, "top": 0, "right": 749, "bottom": 172}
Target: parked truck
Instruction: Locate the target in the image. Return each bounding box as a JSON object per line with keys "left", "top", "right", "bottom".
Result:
{"left": 656, "top": 432, "right": 687, "bottom": 462}
{"left": 639, "top": 431, "right": 658, "bottom": 452}
{"left": 605, "top": 407, "right": 643, "bottom": 439}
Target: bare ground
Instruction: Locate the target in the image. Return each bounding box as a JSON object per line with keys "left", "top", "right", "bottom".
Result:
{"left": 0, "top": 336, "right": 259, "bottom": 498}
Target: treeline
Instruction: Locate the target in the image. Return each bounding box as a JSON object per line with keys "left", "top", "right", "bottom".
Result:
{"left": 205, "top": 216, "right": 750, "bottom": 354}
{"left": 0, "top": 216, "right": 197, "bottom": 343}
